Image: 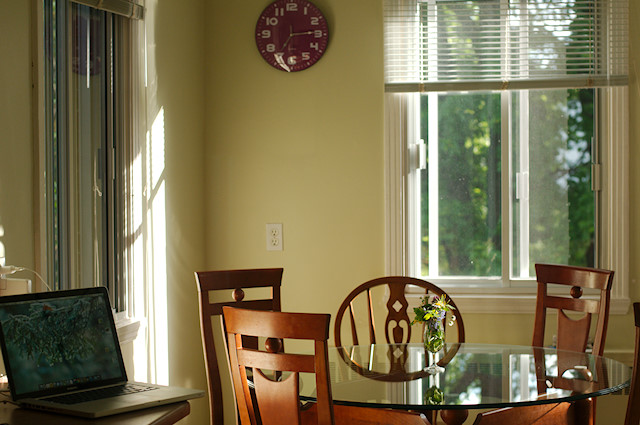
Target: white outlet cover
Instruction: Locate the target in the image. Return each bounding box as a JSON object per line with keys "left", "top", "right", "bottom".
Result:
{"left": 266, "top": 223, "right": 283, "bottom": 251}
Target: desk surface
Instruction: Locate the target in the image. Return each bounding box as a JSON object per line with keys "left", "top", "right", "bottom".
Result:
{"left": 318, "top": 343, "right": 630, "bottom": 411}
{"left": 0, "top": 400, "right": 190, "bottom": 425}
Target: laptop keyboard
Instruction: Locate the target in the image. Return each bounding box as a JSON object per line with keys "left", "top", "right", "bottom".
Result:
{"left": 45, "top": 383, "right": 156, "bottom": 405}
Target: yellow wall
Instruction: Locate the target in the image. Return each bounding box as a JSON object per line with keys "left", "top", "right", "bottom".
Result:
{"left": 147, "top": 0, "right": 208, "bottom": 423}
{"left": 204, "top": 0, "right": 385, "bottom": 315}
{"left": 1, "top": 0, "right": 639, "bottom": 424}
{"left": 0, "top": 1, "right": 35, "bottom": 269}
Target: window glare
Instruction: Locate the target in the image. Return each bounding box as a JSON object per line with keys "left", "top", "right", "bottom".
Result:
{"left": 512, "top": 89, "right": 594, "bottom": 277}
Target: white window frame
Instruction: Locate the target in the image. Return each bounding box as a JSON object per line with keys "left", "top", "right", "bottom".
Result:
{"left": 384, "top": 87, "right": 629, "bottom": 314}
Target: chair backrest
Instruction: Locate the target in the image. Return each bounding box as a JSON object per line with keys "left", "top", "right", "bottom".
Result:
{"left": 223, "top": 306, "right": 334, "bottom": 425}
{"left": 195, "top": 268, "right": 283, "bottom": 425}
{"left": 532, "top": 263, "right": 614, "bottom": 357}
{"left": 334, "top": 276, "right": 465, "bottom": 347}
{"left": 625, "top": 302, "right": 640, "bottom": 425}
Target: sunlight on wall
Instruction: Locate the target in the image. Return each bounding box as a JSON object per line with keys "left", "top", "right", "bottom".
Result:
{"left": 131, "top": 136, "right": 147, "bottom": 382}
{"left": 148, "top": 107, "right": 169, "bottom": 386}
{"left": 0, "top": 225, "right": 5, "bottom": 266}
{"left": 131, "top": 107, "right": 168, "bottom": 385}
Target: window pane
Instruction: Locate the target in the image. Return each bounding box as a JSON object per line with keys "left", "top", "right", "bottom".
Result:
{"left": 511, "top": 89, "right": 595, "bottom": 278}
{"left": 70, "top": 4, "right": 109, "bottom": 288}
{"left": 420, "top": 92, "right": 502, "bottom": 277}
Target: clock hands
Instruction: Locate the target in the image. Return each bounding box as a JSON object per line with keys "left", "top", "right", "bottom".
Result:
{"left": 291, "top": 30, "right": 313, "bottom": 36}
{"left": 281, "top": 25, "right": 293, "bottom": 50}
{"left": 281, "top": 26, "right": 314, "bottom": 50}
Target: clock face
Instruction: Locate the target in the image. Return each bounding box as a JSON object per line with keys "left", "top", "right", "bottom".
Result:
{"left": 255, "top": 0, "right": 329, "bottom": 72}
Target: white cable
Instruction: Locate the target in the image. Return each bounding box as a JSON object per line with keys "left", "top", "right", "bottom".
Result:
{"left": 0, "top": 265, "right": 52, "bottom": 292}
{"left": 0, "top": 266, "right": 23, "bottom": 276}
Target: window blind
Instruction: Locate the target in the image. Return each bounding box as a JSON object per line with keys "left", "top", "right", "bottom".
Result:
{"left": 384, "top": 0, "right": 628, "bottom": 92}
{"left": 71, "top": 0, "right": 144, "bottom": 19}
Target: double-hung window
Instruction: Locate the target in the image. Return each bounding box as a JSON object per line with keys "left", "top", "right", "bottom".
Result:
{"left": 384, "top": 0, "right": 629, "bottom": 312}
{"left": 42, "top": 0, "right": 143, "bottom": 312}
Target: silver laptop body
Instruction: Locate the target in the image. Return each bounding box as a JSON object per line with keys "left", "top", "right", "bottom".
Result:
{"left": 0, "top": 287, "right": 203, "bottom": 418}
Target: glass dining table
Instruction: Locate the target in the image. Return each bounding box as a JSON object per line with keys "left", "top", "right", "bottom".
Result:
{"left": 302, "top": 343, "right": 631, "bottom": 425}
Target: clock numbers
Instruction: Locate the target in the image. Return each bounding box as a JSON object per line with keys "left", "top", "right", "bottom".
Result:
{"left": 255, "top": 0, "right": 329, "bottom": 72}
{"left": 276, "top": 3, "right": 298, "bottom": 15}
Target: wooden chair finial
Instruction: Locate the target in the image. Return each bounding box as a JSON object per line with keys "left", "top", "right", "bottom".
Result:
{"left": 232, "top": 288, "right": 245, "bottom": 302}
{"left": 570, "top": 286, "right": 583, "bottom": 299}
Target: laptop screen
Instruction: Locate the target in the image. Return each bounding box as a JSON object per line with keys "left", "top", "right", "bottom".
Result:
{"left": 0, "top": 287, "right": 127, "bottom": 400}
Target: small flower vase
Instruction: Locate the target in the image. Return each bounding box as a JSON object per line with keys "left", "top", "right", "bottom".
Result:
{"left": 423, "top": 318, "right": 445, "bottom": 374}
{"left": 423, "top": 318, "right": 445, "bottom": 353}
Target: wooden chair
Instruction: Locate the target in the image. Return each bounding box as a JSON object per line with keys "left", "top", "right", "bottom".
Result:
{"left": 334, "top": 276, "right": 464, "bottom": 425}
{"left": 532, "top": 264, "right": 613, "bottom": 357}
{"left": 473, "top": 263, "right": 614, "bottom": 425}
{"left": 625, "top": 302, "right": 640, "bottom": 425}
{"left": 195, "top": 268, "right": 283, "bottom": 425}
{"left": 472, "top": 403, "right": 576, "bottom": 425}
{"left": 223, "top": 306, "right": 430, "bottom": 425}
{"left": 475, "top": 300, "right": 637, "bottom": 425}
{"left": 334, "top": 276, "right": 465, "bottom": 347}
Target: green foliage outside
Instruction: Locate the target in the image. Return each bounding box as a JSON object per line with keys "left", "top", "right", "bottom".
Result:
{"left": 418, "top": 1, "right": 595, "bottom": 278}
{"left": 420, "top": 92, "right": 502, "bottom": 277}
{"left": 420, "top": 89, "right": 594, "bottom": 278}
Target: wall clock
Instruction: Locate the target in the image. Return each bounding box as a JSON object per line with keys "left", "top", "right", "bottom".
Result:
{"left": 255, "top": 0, "right": 329, "bottom": 72}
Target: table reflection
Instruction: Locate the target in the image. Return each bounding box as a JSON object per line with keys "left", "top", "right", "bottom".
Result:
{"left": 324, "top": 343, "right": 629, "bottom": 410}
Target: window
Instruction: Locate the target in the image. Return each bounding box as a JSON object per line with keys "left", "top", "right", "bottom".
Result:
{"left": 42, "top": 0, "right": 143, "bottom": 311}
{"left": 384, "top": 0, "right": 629, "bottom": 312}
{"left": 418, "top": 88, "right": 595, "bottom": 280}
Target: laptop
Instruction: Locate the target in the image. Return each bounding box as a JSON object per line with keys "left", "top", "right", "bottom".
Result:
{"left": 0, "top": 287, "right": 204, "bottom": 418}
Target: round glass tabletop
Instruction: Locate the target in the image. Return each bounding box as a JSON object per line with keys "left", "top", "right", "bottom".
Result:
{"left": 314, "top": 343, "right": 631, "bottom": 411}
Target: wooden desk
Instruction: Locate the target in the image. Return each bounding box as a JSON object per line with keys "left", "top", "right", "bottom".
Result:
{"left": 0, "top": 400, "right": 190, "bottom": 425}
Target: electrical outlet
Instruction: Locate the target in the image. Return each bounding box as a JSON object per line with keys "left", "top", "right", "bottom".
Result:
{"left": 266, "top": 223, "right": 283, "bottom": 251}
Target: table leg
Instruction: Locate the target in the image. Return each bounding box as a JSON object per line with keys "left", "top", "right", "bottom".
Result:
{"left": 440, "top": 409, "right": 469, "bottom": 425}
{"left": 572, "top": 398, "right": 594, "bottom": 425}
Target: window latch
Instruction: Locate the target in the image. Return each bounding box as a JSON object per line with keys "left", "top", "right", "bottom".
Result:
{"left": 409, "top": 139, "right": 426, "bottom": 171}
{"left": 591, "top": 163, "right": 601, "bottom": 192}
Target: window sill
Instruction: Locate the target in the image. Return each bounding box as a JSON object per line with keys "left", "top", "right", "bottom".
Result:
{"left": 114, "top": 314, "right": 143, "bottom": 344}
{"left": 430, "top": 290, "right": 630, "bottom": 315}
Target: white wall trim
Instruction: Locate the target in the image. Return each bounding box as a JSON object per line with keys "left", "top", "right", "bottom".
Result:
{"left": 384, "top": 93, "right": 409, "bottom": 276}
{"left": 598, "top": 86, "right": 630, "bottom": 313}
